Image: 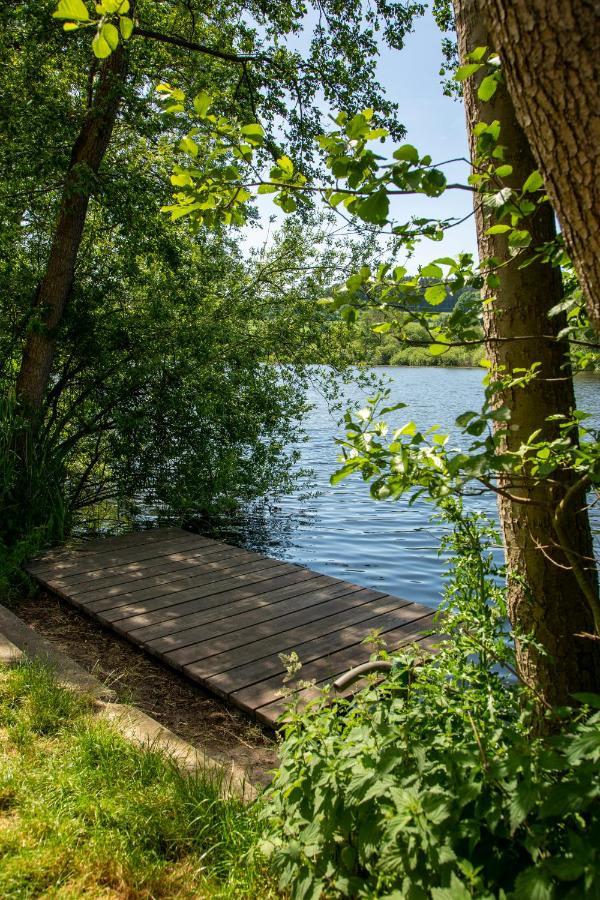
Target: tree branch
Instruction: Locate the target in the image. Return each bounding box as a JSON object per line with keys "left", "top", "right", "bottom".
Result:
{"left": 134, "top": 27, "right": 271, "bottom": 65}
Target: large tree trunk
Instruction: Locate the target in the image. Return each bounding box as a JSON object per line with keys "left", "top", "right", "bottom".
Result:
{"left": 15, "top": 46, "right": 128, "bottom": 418}
{"left": 477, "top": 0, "right": 600, "bottom": 333}
{"left": 453, "top": 0, "right": 600, "bottom": 707}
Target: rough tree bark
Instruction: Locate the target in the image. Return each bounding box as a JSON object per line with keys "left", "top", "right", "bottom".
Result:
{"left": 15, "top": 45, "right": 128, "bottom": 418}
{"left": 453, "top": 0, "right": 600, "bottom": 706}
{"left": 477, "top": 0, "right": 600, "bottom": 333}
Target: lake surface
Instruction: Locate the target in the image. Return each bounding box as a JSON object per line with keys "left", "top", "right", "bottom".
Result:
{"left": 232, "top": 367, "right": 600, "bottom": 610}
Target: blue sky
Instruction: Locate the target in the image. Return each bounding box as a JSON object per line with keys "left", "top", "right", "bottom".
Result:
{"left": 243, "top": 6, "right": 477, "bottom": 271}
{"left": 375, "top": 9, "right": 476, "bottom": 267}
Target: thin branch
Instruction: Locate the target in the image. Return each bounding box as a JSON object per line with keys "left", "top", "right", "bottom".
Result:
{"left": 134, "top": 26, "right": 271, "bottom": 65}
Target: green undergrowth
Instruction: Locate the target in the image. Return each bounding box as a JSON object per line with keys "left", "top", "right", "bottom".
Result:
{"left": 0, "top": 660, "right": 276, "bottom": 899}
{"left": 260, "top": 505, "right": 600, "bottom": 899}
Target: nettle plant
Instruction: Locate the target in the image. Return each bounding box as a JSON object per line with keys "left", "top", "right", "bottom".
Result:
{"left": 260, "top": 502, "right": 600, "bottom": 899}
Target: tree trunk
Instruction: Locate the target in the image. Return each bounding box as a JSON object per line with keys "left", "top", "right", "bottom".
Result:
{"left": 453, "top": 0, "right": 600, "bottom": 706}
{"left": 15, "top": 46, "right": 128, "bottom": 418}
{"left": 477, "top": 0, "right": 600, "bottom": 333}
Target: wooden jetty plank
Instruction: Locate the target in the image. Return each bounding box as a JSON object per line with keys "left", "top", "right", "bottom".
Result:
{"left": 61, "top": 547, "right": 257, "bottom": 595}
{"left": 150, "top": 577, "right": 360, "bottom": 658}
{"left": 90, "top": 565, "right": 308, "bottom": 628}
{"left": 232, "top": 613, "right": 437, "bottom": 714}
{"left": 188, "top": 596, "right": 421, "bottom": 686}
{"left": 52, "top": 543, "right": 252, "bottom": 590}
{"left": 165, "top": 585, "right": 390, "bottom": 668}
{"left": 124, "top": 574, "right": 346, "bottom": 642}
{"left": 81, "top": 556, "right": 290, "bottom": 611}
{"left": 27, "top": 529, "right": 213, "bottom": 576}
{"left": 99, "top": 566, "right": 315, "bottom": 624}
{"left": 255, "top": 632, "right": 443, "bottom": 726}
{"left": 30, "top": 532, "right": 213, "bottom": 579}
{"left": 25, "top": 528, "right": 186, "bottom": 571}
{"left": 204, "top": 601, "right": 430, "bottom": 697}
{"left": 25, "top": 527, "right": 440, "bottom": 730}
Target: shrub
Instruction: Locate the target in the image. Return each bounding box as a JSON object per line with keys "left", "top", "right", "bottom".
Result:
{"left": 260, "top": 505, "right": 600, "bottom": 898}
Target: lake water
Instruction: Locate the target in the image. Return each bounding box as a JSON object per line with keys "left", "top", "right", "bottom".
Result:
{"left": 227, "top": 367, "right": 600, "bottom": 610}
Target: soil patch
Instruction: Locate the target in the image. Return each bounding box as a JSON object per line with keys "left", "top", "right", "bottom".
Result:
{"left": 16, "top": 592, "right": 278, "bottom": 786}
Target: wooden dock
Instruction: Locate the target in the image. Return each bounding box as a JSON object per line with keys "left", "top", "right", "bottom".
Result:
{"left": 25, "top": 528, "right": 438, "bottom": 727}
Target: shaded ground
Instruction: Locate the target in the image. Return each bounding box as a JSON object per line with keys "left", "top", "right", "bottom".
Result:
{"left": 17, "top": 592, "right": 278, "bottom": 786}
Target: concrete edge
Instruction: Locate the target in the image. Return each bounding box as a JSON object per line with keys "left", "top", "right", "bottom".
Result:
{"left": 0, "top": 603, "right": 116, "bottom": 700}
{"left": 96, "top": 701, "right": 256, "bottom": 801}
{"left": 0, "top": 602, "right": 258, "bottom": 801}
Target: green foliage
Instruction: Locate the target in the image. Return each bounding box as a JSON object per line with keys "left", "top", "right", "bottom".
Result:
{"left": 0, "top": 2, "right": 381, "bottom": 585}
{"left": 260, "top": 505, "right": 600, "bottom": 898}
{"left": 0, "top": 660, "right": 272, "bottom": 898}
{"left": 340, "top": 295, "right": 485, "bottom": 368}
{"left": 0, "top": 395, "right": 68, "bottom": 601}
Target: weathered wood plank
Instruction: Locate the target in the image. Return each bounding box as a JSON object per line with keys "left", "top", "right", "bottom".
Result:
{"left": 25, "top": 527, "right": 185, "bottom": 571}
{"left": 151, "top": 577, "right": 360, "bottom": 658}
{"left": 52, "top": 543, "right": 252, "bottom": 590}
{"left": 165, "top": 586, "right": 390, "bottom": 668}
{"left": 28, "top": 532, "right": 213, "bottom": 578}
{"left": 125, "top": 574, "right": 347, "bottom": 642}
{"left": 61, "top": 547, "right": 259, "bottom": 597}
{"left": 232, "top": 613, "right": 437, "bottom": 714}
{"left": 25, "top": 527, "right": 440, "bottom": 730}
{"left": 100, "top": 567, "right": 317, "bottom": 623}
{"left": 204, "top": 601, "right": 431, "bottom": 697}
{"left": 81, "top": 557, "right": 291, "bottom": 611}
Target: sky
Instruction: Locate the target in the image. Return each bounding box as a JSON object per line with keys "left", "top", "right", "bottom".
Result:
{"left": 242, "top": 6, "right": 477, "bottom": 271}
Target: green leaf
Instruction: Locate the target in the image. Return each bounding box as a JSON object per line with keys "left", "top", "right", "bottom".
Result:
{"left": 523, "top": 170, "right": 544, "bottom": 192}
{"left": 63, "top": 21, "right": 80, "bottom": 31}
{"left": 330, "top": 467, "right": 351, "bottom": 485}
{"left": 179, "top": 137, "right": 198, "bottom": 158}
{"left": 420, "top": 263, "right": 443, "bottom": 279}
{"left": 428, "top": 343, "right": 449, "bottom": 356}
{"left": 508, "top": 229, "right": 532, "bottom": 249}
{"left": 119, "top": 15, "right": 134, "bottom": 39}
{"left": 393, "top": 144, "right": 419, "bottom": 164}
{"left": 478, "top": 74, "right": 498, "bottom": 101}
{"left": 102, "top": 22, "right": 119, "bottom": 51}
{"left": 468, "top": 46, "right": 488, "bottom": 62}
{"left": 514, "top": 868, "right": 554, "bottom": 900}
{"left": 276, "top": 155, "right": 294, "bottom": 176}
{"left": 397, "top": 421, "right": 417, "bottom": 437}
{"left": 455, "top": 63, "right": 483, "bottom": 81}
{"left": 276, "top": 193, "right": 297, "bottom": 213}
{"left": 53, "top": 0, "right": 89, "bottom": 21}
{"left": 433, "top": 257, "right": 457, "bottom": 268}
{"left": 240, "top": 123, "right": 265, "bottom": 145}
{"left": 456, "top": 411, "right": 478, "bottom": 427}
{"left": 193, "top": 91, "right": 212, "bottom": 117}
{"left": 495, "top": 164, "right": 513, "bottom": 177}
{"left": 355, "top": 190, "right": 389, "bottom": 225}
{"left": 571, "top": 692, "right": 600, "bottom": 708}
{"left": 92, "top": 31, "right": 112, "bottom": 58}
{"left": 424, "top": 283, "right": 447, "bottom": 306}
{"left": 372, "top": 322, "right": 391, "bottom": 334}
{"left": 486, "top": 224, "right": 511, "bottom": 235}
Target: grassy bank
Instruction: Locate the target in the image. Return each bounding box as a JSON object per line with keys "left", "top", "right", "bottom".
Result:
{"left": 0, "top": 661, "right": 275, "bottom": 899}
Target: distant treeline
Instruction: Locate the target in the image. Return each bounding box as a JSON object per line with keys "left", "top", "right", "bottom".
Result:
{"left": 342, "top": 287, "right": 486, "bottom": 368}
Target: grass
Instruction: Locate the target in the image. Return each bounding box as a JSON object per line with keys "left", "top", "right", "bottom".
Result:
{"left": 0, "top": 660, "right": 277, "bottom": 899}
